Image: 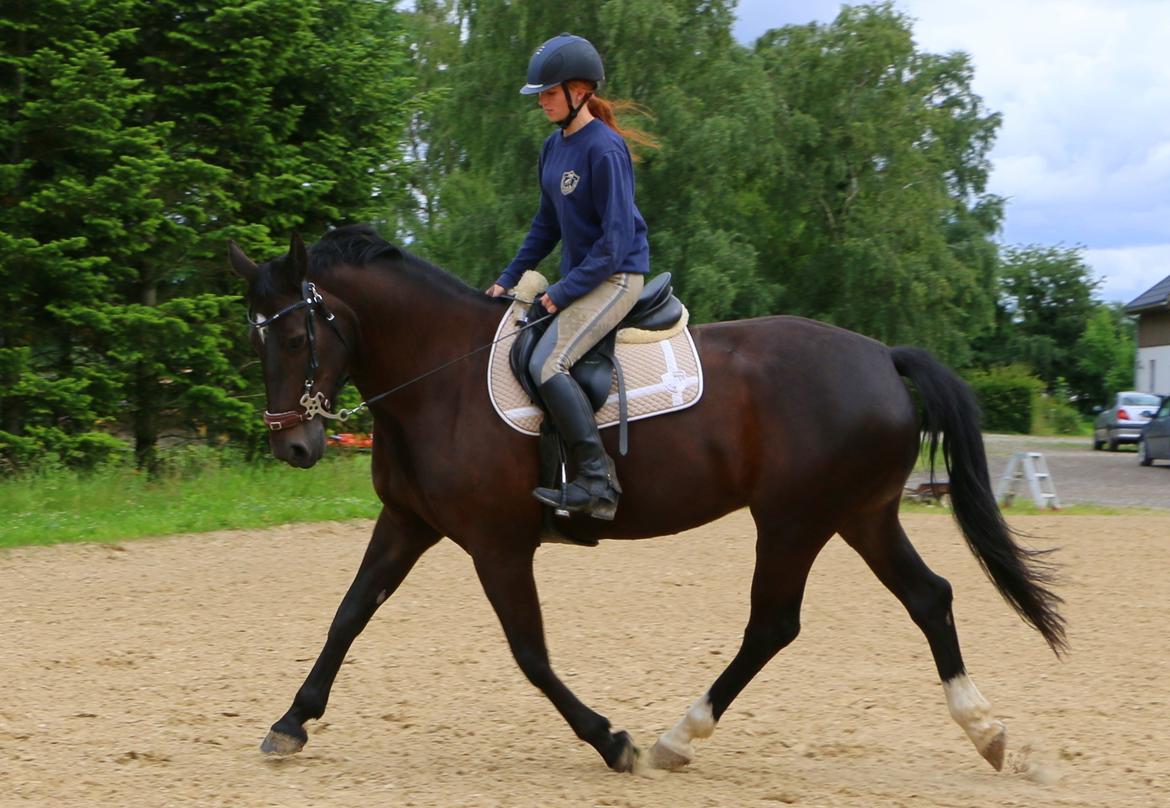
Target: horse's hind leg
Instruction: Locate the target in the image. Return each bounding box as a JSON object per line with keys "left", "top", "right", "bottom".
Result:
{"left": 649, "top": 514, "right": 833, "bottom": 771}
{"left": 260, "top": 507, "right": 439, "bottom": 755}
{"left": 471, "top": 544, "right": 639, "bottom": 772}
{"left": 839, "top": 505, "right": 1006, "bottom": 770}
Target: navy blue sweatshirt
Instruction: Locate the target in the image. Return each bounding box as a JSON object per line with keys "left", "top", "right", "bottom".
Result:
{"left": 497, "top": 119, "right": 649, "bottom": 307}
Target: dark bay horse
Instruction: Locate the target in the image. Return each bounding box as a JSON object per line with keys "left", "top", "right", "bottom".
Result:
{"left": 229, "top": 225, "right": 1064, "bottom": 774}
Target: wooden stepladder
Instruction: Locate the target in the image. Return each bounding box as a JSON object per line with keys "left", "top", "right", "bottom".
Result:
{"left": 994, "top": 452, "right": 1060, "bottom": 509}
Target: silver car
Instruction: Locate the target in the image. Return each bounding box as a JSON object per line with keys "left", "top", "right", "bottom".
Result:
{"left": 1138, "top": 398, "right": 1170, "bottom": 466}
{"left": 1093, "top": 391, "right": 1162, "bottom": 451}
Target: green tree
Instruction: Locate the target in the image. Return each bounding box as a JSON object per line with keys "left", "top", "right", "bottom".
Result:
{"left": 404, "top": 0, "right": 593, "bottom": 288}
{"left": 0, "top": 0, "right": 204, "bottom": 469}
{"left": 1075, "top": 304, "right": 1136, "bottom": 407}
{"left": 404, "top": 0, "right": 782, "bottom": 315}
{"left": 406, "top": 1, "right": 1005, "bottom": 352}
{"left": 118, "top": 0, "right": 415, "bottom": 260}
{"left": 0, "top": 0, "right": 416, "bottom": 471}
{"left": 614, "top": 0, "right": 783, "bottom": 321}
{"left": 751, "top": 3, "right": 1003, "bottom": 362}
{"left": 974, "top": 244, "right": 1101, "bottom": 402}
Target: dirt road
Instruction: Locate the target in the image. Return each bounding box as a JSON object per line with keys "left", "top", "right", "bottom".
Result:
{"left": 2, "top": 510, "right": 1168, "bottom": 807}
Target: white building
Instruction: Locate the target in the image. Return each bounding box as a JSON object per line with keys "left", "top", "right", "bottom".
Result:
{"left": 1125, "top": 274, "right": 1170, "bottom": 396}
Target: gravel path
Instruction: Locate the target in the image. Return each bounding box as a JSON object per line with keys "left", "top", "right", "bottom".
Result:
{"left": 908, "top": 433, "right": 1170, "bottom": 509}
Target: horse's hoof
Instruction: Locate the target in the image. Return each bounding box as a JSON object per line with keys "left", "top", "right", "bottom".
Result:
{"left": 605, "top": 730, "right": 640, "bottom": 773}
{"left": 647, "top": 737, "right": 693, "bottom": 771}
{"left": 260, "top": 728, "right": 307, "bottom": 756}
{"left": 980, "top": 726, "right": 1006, "bottom": 771}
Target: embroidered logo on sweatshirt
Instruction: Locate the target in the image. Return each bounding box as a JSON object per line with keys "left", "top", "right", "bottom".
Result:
{"left": 560, "top": 170, "right": 580, "bottom": 195}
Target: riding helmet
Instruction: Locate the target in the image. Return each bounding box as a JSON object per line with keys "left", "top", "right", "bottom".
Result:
{"left": 520, "top": 34, "right": 604, "bottom": 95}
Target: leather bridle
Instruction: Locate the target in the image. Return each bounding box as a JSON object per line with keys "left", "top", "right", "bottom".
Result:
{"left": 248, "top": 286, "right": 553, "bottom": 433}
{"left": 248, "top": 281, "right": 349, "bottom": 431}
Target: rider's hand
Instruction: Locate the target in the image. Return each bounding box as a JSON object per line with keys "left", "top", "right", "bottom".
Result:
{"left": 486, "top": 283, "right": 506, "bottom": 297}
{"left": 538, "top": 293, "right": 558, "bottom": 314}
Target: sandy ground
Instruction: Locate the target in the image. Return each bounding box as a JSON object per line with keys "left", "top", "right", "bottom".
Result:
{"left": 2, "top": 511, "right": 1168, "bottom": 807}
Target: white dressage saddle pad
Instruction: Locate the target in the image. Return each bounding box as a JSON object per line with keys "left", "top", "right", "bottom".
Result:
{"left": 487, "top": 293, "right": 704, "bottom": 436}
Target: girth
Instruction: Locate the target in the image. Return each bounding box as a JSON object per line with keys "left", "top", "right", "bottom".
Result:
{"left": 508, "top": 272, "right": 684, "bottom": 456}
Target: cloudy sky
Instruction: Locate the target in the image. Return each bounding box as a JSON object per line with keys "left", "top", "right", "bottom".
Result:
{"left": 733, "top": 0, "right": 1170, "bottom": 305}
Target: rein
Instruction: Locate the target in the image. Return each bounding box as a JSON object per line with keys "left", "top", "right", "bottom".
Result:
{"left": 252, "top": 288, "right": 549, "bottom": 429}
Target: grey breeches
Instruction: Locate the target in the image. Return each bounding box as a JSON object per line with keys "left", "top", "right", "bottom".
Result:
{"left": 529, "top": 272, "right": 644, "bottom": 386}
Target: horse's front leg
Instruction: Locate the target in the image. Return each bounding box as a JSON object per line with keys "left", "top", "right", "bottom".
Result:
{"left": 261, "top": 507, "right": 439, "bottom": 755}
{"left": 472, "top": 545, "right": 639, "bottom": 772}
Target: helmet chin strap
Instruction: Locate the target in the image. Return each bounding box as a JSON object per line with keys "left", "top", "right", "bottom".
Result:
{"left": 555, "top": 82, "right": 593, "bottom": 129}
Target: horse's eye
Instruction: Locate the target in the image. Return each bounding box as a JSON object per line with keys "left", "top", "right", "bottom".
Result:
{"left": 284, "top": 334, "right": 306, "bottom": 352}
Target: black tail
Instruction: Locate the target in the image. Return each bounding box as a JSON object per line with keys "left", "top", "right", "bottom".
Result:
{"left": 892, "top": 346, "right": 1067, "bottom": 654}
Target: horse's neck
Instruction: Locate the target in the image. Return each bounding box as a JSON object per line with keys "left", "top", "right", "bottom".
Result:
{"left": 325, "top": 263, "right": 499, "bottom": 403}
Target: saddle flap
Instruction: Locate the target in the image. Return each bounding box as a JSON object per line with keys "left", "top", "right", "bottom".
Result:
{"left": 508, "top": 297, "right": 614, "bottom": 413}
{"left": 569, "top": 333, "right": 617, "bottom": 411}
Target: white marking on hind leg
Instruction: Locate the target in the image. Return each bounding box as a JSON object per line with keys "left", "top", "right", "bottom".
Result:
{"left": 648, "top": 693, "right": 716, "bottom": 770}
{"left": 943, "top": 673, "right": 1006, "bottom": 770}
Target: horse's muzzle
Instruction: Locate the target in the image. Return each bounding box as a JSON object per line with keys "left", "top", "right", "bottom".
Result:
{"left": 269, "top": 417, "right": 326, "bottom": 468}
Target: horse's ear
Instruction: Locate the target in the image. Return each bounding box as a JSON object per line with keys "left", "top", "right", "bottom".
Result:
{"left": 228, "top": 241, "right": 258, "bottom": 282}
{"left": 288, "top": 232, "right": 309, "bottom": 283}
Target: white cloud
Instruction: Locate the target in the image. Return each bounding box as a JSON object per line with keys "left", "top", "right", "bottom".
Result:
{"left": 1085, "top": 245, "right": 1170, "bottom": 305}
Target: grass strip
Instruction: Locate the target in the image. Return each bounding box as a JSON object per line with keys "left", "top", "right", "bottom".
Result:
{"left": 3, "top": 448, "right": 1160, "bottom": 551}
{"left": 0, "top": 453, "right": 379, "bottom": 549}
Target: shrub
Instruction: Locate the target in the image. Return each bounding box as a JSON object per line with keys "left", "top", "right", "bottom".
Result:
{"left": 964, "top": 365, "right": 1043, "bottom": 434}
{"left": 1032, "top": 380, "right": 1089, "bottom": 435}
{"left": 0, "top": 428, "right": 129, "bottom": 474}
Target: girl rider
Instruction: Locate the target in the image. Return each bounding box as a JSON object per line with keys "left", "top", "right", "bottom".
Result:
{"left": 487, "top": 33, "right": 652, "bottom": 521}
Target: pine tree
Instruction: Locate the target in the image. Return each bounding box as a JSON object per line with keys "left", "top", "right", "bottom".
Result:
{"left": 0, "top": 0, "right": 415, "bottom": 471}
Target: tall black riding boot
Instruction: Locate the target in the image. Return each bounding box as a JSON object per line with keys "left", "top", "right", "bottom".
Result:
{"left": 532, "top": 373, "right": 621, "bottom": 520}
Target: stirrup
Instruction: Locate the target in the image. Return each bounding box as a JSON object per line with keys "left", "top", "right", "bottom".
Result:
{"left": 533, "top": 481, "right": 619, "bottom": 521}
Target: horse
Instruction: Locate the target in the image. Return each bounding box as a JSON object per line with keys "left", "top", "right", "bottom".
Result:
{"left": 228, "top": 225, "right": 1064, "bottom": 774}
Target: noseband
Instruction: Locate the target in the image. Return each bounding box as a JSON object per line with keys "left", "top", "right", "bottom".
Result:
{"left": 249, "top": 281, "right": 349, "bottom": 431}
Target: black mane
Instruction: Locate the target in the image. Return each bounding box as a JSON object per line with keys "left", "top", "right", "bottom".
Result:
{"left": 308, "top": 225, "right": 475, "bottom": 297}
{"left": 308, "top": 224, "right": 404, "bottom": 273}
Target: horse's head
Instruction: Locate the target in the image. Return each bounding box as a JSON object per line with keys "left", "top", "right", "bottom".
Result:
{"left": 230, "top": 234, "right": 355, "bottom": 468}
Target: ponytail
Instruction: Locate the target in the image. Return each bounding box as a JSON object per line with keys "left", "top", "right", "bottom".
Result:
{"left": 567, "top": 80, "right": 659, "bottom": 160}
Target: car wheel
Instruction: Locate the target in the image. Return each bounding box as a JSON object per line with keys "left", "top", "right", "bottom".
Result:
{"left": 1107, "top": 433, "right": 1119, "bottom": 451}
{"left": 1139, "top": 438, "right": 1153, "bottom": 467}
{"left": 1092, "top": 435, "right": 1103, "bottom": 450}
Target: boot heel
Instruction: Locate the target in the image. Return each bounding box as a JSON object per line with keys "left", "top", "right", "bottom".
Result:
{"left": 589, "top": 498, "right": 618, "bottom": 521}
